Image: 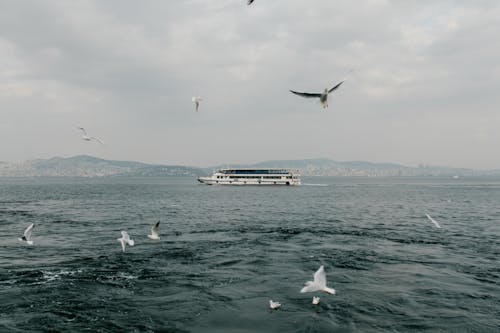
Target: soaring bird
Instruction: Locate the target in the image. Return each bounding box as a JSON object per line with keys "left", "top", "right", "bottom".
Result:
{"left": 192, "top": 97, "right": 202, "bottom": 112}
{"left": 148, "top": 221, "right": 160, "bottom": 240}
{"left": 77, "top": 127, "right": 104, "bottom": 145}
{"left": 300, "top": 265, "right": 336, "bottom": 295}
{"left": 18, "top": 223, "right": 35, "bottom": 245}
{"left": 290, "top": 80, "right": 345, "bottom": 109}
{"left": 117, "top": 231, "right": 135, "bottom": 252}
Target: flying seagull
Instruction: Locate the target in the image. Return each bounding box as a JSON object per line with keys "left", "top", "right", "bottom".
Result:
{"left": 312, "top": 296, "right": 320, "bottom": 305}
{"left": 192, "top": 97, "right": 202, "bottom": 112}
{"left": 290, "top": 81, "right": 345, "bottom": 109}
{"left": 77, "top": 127, "right": 104, "bottom": 145}
{"left": 425, "top": 213, "right": 442, "bottom": 229}
{"left": 269, "top": 300, "right": 281, "bottom": 310}
{"left": 148, "top": 221, "right": 160, "bottom": 240}
{"left": 290, "top": 70, "right": 354, "bottom": 109}
{"left": 248, "top": 0, "right": 255, "bottom": 5}
{"left": 18, "top": 223, "right": 34, "bottom": 245}
{"left": 300, "top": 265, "right": 336, "bottom": 295}
{"left": 117, "top": 231, "right": 135, "bottom": 252}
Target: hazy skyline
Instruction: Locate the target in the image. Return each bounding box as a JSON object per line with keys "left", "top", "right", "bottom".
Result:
{"left": 1, "top": 0, "right": 499, "bottom": 169}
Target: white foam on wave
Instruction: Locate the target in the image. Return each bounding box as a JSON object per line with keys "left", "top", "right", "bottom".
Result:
{"left": 117, "top": 272, "right": 139, "bottom": 280}
{"left": 40, "top": 269, "right": 83, "bottom": 283}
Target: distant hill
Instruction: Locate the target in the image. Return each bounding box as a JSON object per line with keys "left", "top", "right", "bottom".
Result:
{"left": 0, "top": 156, "right": 497, "bottom": 178}
{"left": 212, "top": 158, "right": 479, "bottom": 177}
{"left": 0, "top": 155, "right": 205, "bottom": 177}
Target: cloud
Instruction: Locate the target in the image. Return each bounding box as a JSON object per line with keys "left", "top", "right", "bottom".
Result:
{"left": 1, "top": 0, "right": 500, "bottom": 168}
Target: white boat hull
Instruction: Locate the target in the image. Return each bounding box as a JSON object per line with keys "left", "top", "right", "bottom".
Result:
{"left": 198, "top": 177, "right": 300, "bottom": 186}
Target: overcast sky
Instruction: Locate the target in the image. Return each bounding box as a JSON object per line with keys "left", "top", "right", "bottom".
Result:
{"left": 1, "top": 0, "right": 499, "bottom": 169}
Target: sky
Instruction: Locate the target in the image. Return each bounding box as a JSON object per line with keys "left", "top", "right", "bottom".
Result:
{"left": 1, "top": 0, "right": 500, "bottom": 169}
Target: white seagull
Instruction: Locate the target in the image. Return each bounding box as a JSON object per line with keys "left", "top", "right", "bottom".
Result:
{"left": 300, "top": 265, "right": 336, "bottom": 295}
{"left": 312, "top": 296, "right": 320, "bottom": 305}
{"left": 192, "top": 97, "right": 202, "bottom": 112}
{"left": 77, "top": 127, "right": 104, "bottom": 145}
{"left": 117, "top": 231, "right": 135, "bottom": 252}
{"left": 18, "top": 223, "right": 35, "bottom": 245}
{"left": 425, "top": 213, "right": 442, "bottom": 229}
{"left": 147, "top": 221, "right": 160, "bottom": 240}
{"left": 269, "top": 300, "right": 281, "bottom": 310}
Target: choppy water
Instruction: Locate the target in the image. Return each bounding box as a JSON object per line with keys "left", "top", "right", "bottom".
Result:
{"left": 1, "top": 176, "right": 499, "bottom": 332}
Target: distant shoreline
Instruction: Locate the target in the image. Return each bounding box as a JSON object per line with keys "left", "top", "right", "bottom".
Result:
{"left": 1, "top": 155, "right": 499, "bottom": 178}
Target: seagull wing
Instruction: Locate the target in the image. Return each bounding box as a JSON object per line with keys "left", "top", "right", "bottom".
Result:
{"left": 91, "top": 137, "right": 105, "bottom": 145}
{"left": 313, "top": 265, "right": 327, "bottom": 289}
{"left": 24, "top": 223, "right": 34, "bottom": 241}
{"left": 119, "top": 238, "right": 126, "bottom": 252}
{"left": 289, "top": 90, "right": 322, "bottom": 98}
{"left": 248, "top": 0, "right": 255, "bottom": 5}
{"left": 328, "top": 80, "right": 345, "bottom": 93}
{"left": 425, "top": 214, "right": 441, "bottom": 228}
{"left": 77, "top": 127, "right": 88, "bottom": 136}
{"left": 151, "top": 221, "right": 160, "bottom": 237}
{"left": 301, "top": 280, "right": 321, "bottom": 293}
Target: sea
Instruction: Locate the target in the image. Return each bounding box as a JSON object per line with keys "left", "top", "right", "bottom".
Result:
{"left": 0, "top": 176, "right": 499, "bottom": 332}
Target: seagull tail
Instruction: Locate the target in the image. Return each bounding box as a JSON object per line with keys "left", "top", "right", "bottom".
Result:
{"left": 128, "top": 239, "right": 135, "bottom": 246}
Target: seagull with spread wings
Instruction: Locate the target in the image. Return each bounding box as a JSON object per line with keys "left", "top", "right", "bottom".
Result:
{"left": 117, "top": 231, "right": 135, "bottom": 252}
{"left": 300, "top": 265, "right": 336, "bottom": 295}
{"left": 77, "top": 127, "right": 104, "bottom": 145}
{"left": 290, "top": 70, "right": 353, "bottom": 109}
{"left": 290, "top": 80, "right": 345, "bottom": 109}
{"left": 148, "top": 221, "right": 160, "bottom": 240}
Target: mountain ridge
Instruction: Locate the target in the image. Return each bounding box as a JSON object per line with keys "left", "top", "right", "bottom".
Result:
{"left": 1, "top": 155, "right": 494, "bottom": 177}
{"left": 0, "top": 155, "right": 205, "bottom": 177}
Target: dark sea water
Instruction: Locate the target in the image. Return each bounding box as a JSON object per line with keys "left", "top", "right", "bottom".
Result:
{"left": 1, "top": 176, "right": 499, "bottom": 332}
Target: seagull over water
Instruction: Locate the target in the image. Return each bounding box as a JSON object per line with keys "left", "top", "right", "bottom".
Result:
{"left": 148, "top": 221, "right": 160, "bottom": 240}
{"left": 77, "top": 127, "right": 104, "bottom": 145}
{"left": 18, "top": 223, "right": 34, "bottom": 245}
{"left": 301, "top": 265, "right": 336, "bottom": 295}
{"left": 192, "top": 97, "right": 202, "bottom": 112}
{"left": 117, "top": 231, "right": 135, "bottom": 252}
{"left": 269, "top": 300, "right": 281, "bottom": 310}
{"left": 425, "top": 213, "right": 442, "bottom": 228}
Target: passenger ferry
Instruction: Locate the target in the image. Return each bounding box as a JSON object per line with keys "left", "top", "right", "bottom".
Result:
{"left": 198, "top": 168, "right": 301, "bottom": 186}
